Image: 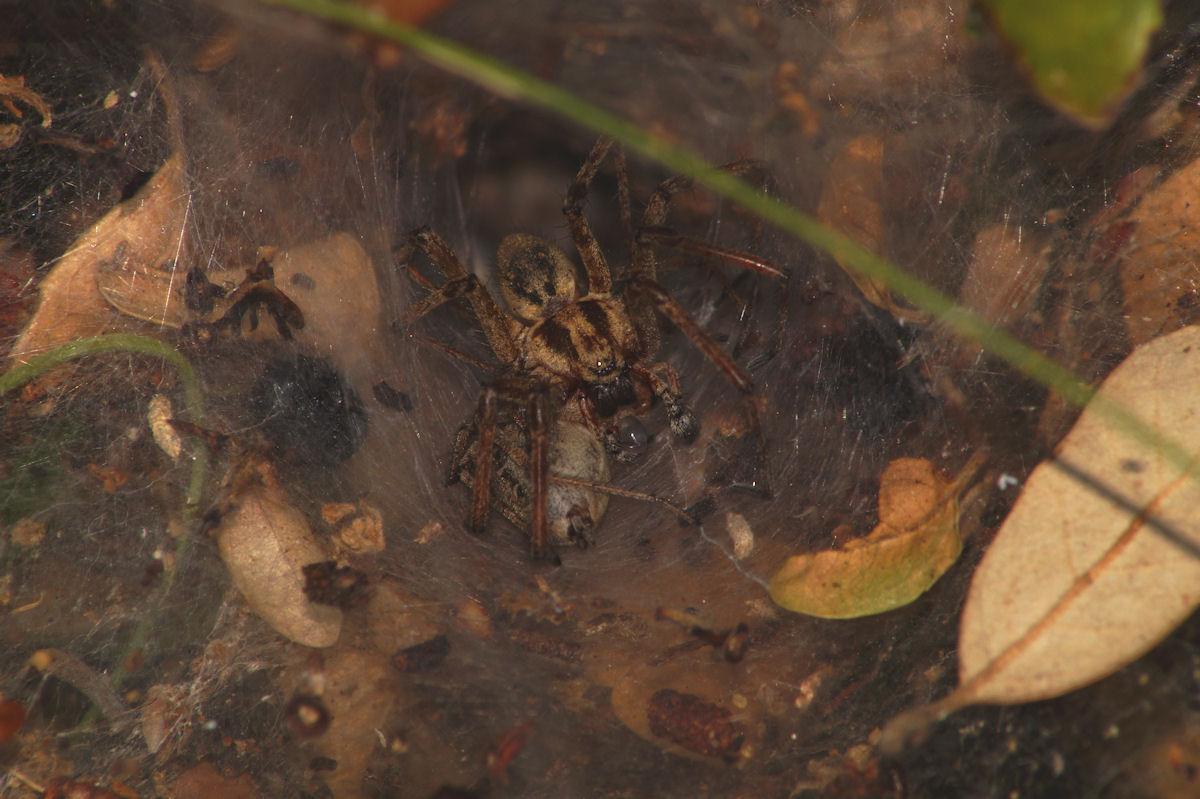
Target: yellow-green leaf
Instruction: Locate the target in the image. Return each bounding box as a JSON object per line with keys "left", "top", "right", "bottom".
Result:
{"left": 769, "top": 458, "right": 964, "bottom": 619}
{"left": 982, "top": 0, "right": 1162, "bottom": 127}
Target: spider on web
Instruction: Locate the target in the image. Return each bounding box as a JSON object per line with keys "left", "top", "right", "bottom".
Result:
{"left": 399, "top": 137, "right": 787, "bottom": 562}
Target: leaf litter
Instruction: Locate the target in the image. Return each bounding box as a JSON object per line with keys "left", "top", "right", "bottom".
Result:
{"left": 770, "top": 456, "right": 982, "bottom": 619}
{"left": 883, "top": 324, "right": 1200, "bottom": 752}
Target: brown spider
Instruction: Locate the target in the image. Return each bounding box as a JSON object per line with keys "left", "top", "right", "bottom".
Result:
{"left": 400, "top": 137, "right": 785, "bottom": 560}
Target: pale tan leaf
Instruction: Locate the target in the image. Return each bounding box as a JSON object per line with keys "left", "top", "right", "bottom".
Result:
{"left": 882, "top": 326, "right": 1200, "bottom": 753}
{"left": 960, "top": 324, "right": 1200, "bottom": 704}
{"left": 148, "top": 394, "right": 182, "bottom": 461}
{"left": 0, "top": 74, "right": 52, "bottom": 127}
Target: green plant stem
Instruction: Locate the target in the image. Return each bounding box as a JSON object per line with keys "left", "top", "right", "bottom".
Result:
{"left": 261, "top": 0, "right": 1197, "bottom": 477}
{"left": 3, "top": 334, "right": 209, "bottom": 691}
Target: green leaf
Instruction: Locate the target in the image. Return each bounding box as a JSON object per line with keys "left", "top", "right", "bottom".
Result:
{"left": 769, "top": 459, "right": 964, "bottom": 619}
{"left": 982, "top": 0, "right": 1162, "bottom": 127}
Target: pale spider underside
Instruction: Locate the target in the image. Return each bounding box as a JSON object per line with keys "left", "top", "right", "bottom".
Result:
{"left": 400, "top": 137, "right": 786, "bottom": 561}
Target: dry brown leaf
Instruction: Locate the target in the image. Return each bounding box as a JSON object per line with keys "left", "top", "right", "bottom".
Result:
{"left": 1119, "top": 157, "right": 1200, "bottom": 344}
{"left": 92, "top": 153, "right": 192, "bottom": 326}
{"left": 215, "top": 475, "right": 342, "bottom": 648}
{"left": 769, "top": 458, "right": 967, "bottom": 619}
{"left": 0, "top": 123, "right": 19, "bottom": 149}
{"left": 883, "top": 325, "right": 1200, "bottom": 751}
{"left": 7, "top": 154, "right": 189, "bottom": 365}
{"left": 148, "top": 394, "right": 182, "bottom": 461}
{"left": 308, "top": 649, "right": 397, "bottom": 799}
{"left": 140, "top": 684, "right": 188, "bottom": 755}
{"left": 816, "top": 135, "right": 928, "bottom": 325}
{"left": 330, "top": 501, "right": 385, "bottom": 554}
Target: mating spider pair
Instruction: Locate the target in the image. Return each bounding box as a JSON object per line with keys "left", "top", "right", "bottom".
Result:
{"left": 399, "top": 137, "right": 786, "bottom": 561}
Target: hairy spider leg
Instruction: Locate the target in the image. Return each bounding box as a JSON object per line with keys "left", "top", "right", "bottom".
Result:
{"left": 397, "top": 227, "right": 519, "bottom": 365}
{"left": 563, "top": 136, "right": 619, "bottom": 294}
{"left": 636, "top": 226, "right": 789, "bottom": 281}
{"left": 632, "top": 276, "right": 752, "bottom": 391}
{"left": 631, "top": 360, "right": 701, "bottom": 443}
{"left": 400, "top": 223, "right": 582, "bottom": 560}
{"left": 453, "top": 375, "right": 562, "bottom": 561}
{"left": 563, "top": 140, "right": 780, "bottom": 429}
{"left": 526, "top": 388, "right": 552, "bottom": 560}
{"left": 470, "top": 387, "right": 498, "bottom": 535}
{"left": 547, "top": 473, "right": 697, "bottom": 526}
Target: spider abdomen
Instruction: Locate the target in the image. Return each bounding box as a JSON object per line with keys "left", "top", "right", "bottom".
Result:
{"left": 450, "top": 416, "right": 610, "bottom": 547}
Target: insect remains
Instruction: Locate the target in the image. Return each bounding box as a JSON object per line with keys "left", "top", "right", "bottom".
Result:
{"left": 400, "top": 137, "right": 786, "bottom": 561}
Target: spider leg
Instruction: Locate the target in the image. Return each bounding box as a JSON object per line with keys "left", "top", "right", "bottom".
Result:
{"left": 636, "top": 226, "right": 789, "bottom": 281}
{"left": 468, "top": 386, "right": 499, "bottom": 535}
{"left": 526, "top": 387, "right": 562, "bottom": 563}
{"left": 563, "top": 137, "right": 620, "bottom": 294}
{"left": 630, "top": 275, "right": 753, "bottom": 396}
{"left": 548, "top": 472, "right": 697, "bottom": 526}
{"left": 397, "top": 227, "right": 520, "bottom": 365}
{"left": 630, "top": 158, "right": 768, "bottom": 282}
{"left": 632, "top": 361, "right": 700, "bottom": 444}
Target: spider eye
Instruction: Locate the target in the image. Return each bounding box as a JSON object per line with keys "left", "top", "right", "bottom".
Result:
{"left": 592, "top": 358, "right": 616, "bottom": 377}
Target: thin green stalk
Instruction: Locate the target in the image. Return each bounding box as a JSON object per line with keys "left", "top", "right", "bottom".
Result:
{"left": 3, "top": 334, "right": 209, "bottom": 691}
{"left": 262, "top": 0, "right": 1197, "bottom": 477}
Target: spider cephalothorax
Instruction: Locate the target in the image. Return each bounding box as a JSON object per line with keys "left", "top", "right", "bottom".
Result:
{"left": 401, "top": 137, "right": 785, "bottom": 560}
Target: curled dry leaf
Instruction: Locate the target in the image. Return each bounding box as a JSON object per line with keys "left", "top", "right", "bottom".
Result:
{"left": 8, "top": 517, "right": 45, "bottom": 548}
{"left": 0, "top": 73, "right": 53, "bottom": 127}
{"left": 883, "top": 325, "right": 1200, "bottom": 751}
{"left": 308, "top": 649, "right": 397, "bottom": 799}
{"left": 191, "top": 23, "right": 240, "bottom": 72}
{"left": 726, "top": 511, "right": 754, "bottom": 560}
{"left": 141, "top": 684, "right": 188, "bottom": 754}
{"left": 7, "top": 154, "right": 189, "bottom": 365}
{"left": 809, "top": 3, "right": 966, "bottom": 105}
{"left": 215, "top": 474, "right": 342, "bottom": 648}
{"left": 92, "top": 153, "right": 193, "bottom": 327}
{"left": 770, "top": 457, "right": 972, "bottom": 619}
